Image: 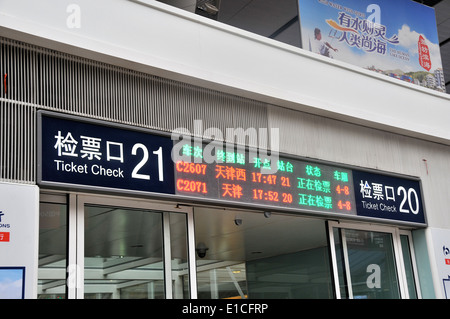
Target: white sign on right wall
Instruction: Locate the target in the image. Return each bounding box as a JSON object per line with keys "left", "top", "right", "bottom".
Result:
{"left": 431, "top": 228, "right": 450, "bottom": 298}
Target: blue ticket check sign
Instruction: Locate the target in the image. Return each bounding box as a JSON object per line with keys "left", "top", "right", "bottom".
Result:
{"left": 38, "top": 111, "right": 426, "bottom": 226}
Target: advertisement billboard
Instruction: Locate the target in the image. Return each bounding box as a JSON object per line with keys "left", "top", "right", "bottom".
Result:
{"left": 298, "top": 0, "right": 445, "bottom": 92}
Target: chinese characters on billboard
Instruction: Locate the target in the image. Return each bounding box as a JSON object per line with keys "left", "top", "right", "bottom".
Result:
{"left": 299, "top": 0, "right": 445, "bottom": 92}
{"left": 38, "top": 112, "right": 426, "bottom": 226}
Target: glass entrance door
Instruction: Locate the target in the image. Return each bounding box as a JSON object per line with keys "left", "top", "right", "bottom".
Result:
{"left": 73, "top": 195, "right": 196, "bottom": 299}
{"left": 328, "top": 222, "right": 420, "bottom": 299}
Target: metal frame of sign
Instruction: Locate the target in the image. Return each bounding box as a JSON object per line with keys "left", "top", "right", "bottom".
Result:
{"left": 37, "top": 110, "right": 427, "bottom": 227}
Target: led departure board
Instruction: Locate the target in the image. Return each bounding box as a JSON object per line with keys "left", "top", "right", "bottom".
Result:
{"left": 174, "top": 142, "right": 357, "bottom": 216}
{"left": 38, "top": 112, "right": 426, "bottom": 226}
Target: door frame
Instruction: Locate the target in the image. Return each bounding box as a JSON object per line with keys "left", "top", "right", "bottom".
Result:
{"left": 68, "top": 193, "right": 197, "bottom": 299}
{"left": 327, "top": 221, "right": 420, "bottom": 299}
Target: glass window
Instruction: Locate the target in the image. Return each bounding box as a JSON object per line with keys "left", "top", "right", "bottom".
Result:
{"left": 84, "top": 205, "right": 164, "bottom": 299}
{"left": 38, "top": 201, "right": 67, "bottom": 299}
{"left": 333, "top": 228, "right": 401, "bottom": 299}
{"left": 246, "top": 247, "right": 332, "bottom": 298}
{"left": 194, "top": 207, "right": 333, "bottom": 299}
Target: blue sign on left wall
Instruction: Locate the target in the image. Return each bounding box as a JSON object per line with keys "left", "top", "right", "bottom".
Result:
{"left": 38, "top": 112, "right": 175, "bottom": 195}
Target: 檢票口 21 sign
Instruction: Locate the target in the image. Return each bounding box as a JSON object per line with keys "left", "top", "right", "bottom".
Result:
{"left": 299, "top": 0, "right": 445, "bottom": 92}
